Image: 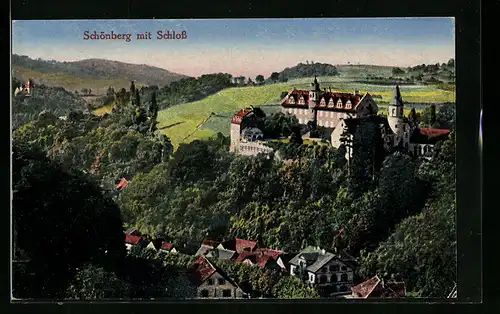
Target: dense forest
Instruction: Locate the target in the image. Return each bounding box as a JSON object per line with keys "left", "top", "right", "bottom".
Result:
{"left": 275, "top": 62, "right": 340, "bottom": 82}
{"left": 12, "top": 73, "right": 456, "bottom": 299}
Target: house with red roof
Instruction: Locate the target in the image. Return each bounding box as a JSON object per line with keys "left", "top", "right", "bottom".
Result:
{"left": 189, "top": 256, "right": 246, "bottom": 298}
{"left": 234, "top": 248, "right": 286, "bottom": 270}
{"left": 219, "top": 238, "right": 259, "bottom": 254}
{"left": 347, "top": 275, "right": 406, "bottom": 299}
{"left": 115, "top": 178, "right": 129, "bottom": 191}
{"left": 229, "top": 106, "right": 273, "bottom": 156}
{"left": 124, "top": 234, "right": 148, "bottom": 251}
{"left": 158, "top": 241, "right": 177, "bottom": 253}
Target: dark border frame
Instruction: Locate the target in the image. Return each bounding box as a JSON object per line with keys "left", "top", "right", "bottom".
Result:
{"left": 8, "top": 0, "right": 482, "bottom": 312}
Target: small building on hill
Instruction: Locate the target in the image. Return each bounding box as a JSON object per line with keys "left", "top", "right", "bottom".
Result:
{"left": 229, "top": 106, "right": 274, "bottom": 156}
{"left": 189, "top": 256, "right": 246, "bottom": 299}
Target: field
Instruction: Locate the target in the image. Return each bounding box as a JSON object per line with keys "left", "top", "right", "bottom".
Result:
{"left": 157, "top": 78, "right": 455, "bottom": 149}
{"left": 93, "top": 104, "right": 115, "bottom": 116}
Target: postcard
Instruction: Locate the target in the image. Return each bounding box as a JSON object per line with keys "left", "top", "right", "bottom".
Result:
{"left": 11, "top": 18, "right": 457, "bottom": 301}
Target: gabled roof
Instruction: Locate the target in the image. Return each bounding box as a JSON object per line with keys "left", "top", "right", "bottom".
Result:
{"left": 221, "top": 238, "right": 258, "bottom": 254}
{"left": 410, "top": 128, "right": 450, "bottom": 144}
{"left": 189, "top": 256, "right": 217, "bottom": 285}
{"left": 125, "top": 234, "right": 146, "bottom": 245}
{"left": 234, "top": 249, "right": 282, "bottom": 268}
{"left": 289, "top": 246, "right": 349, "bottom": 273}
{"left": 351, "top": 275, "right": 406, "bottom": 298}
{"left": 351, "top": 275, "right": 382, "bottom": 298}
{"left": 124, "top": 228, "right": 141, "bottom": 236}
{"left": 160, "top": 241, "right": 174, "bottom": 251}
{"left": 115, "top": 178, "right": 129, "bottom": 191}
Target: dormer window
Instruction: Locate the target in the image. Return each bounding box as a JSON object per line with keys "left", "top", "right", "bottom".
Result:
{"left": 336, "top": 99, "right": 343, "bottom": 108}
{"left": 346, "top": 100, "right": 352, "bottom": 109}
{"left": 288, "top": 96, "right": 295, "bottom": 104}
{"left": 298, "top": 96, "right": 305, "bottom": 105}
{"left": 320, "top": 97, "right": 326, "bottom": 106}
{"left": 328, "top": 98, "right": 334, "bottom": 107}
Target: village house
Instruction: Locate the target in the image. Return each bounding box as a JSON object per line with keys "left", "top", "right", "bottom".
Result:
{"left": 289, "top": 246, "right": 356, "bottom": 296}
{"left": 158, "top": 241, "right": 177, "bottom": 254}
{"left": 195, "top": 239, "right": 222, "bottom": 257}
{"left": 347, "top": 275, "right": 406, "bottom": 299}
{"left": 189, "top": 256, "right": 246, "bottom": 299}
{"left": 124, "top": 234, "right": 148, "bottom": 251}
{"left": 234, "top": 248, "right": 287, "bottom": 270}
{"left": 219, "top": 238, "right": 259, "bottom": 254}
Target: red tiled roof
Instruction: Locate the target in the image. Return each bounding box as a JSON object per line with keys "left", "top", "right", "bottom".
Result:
{"left": 190, "top": 256, "right": 217, "bottom": 285}
{"left": 351, "top": 275, "right": 381, "bottom": 298}
{"left": 222, "top": 238, "right": 258, "bottom": 254}
{"left": 115, "top": 178, "right": 129, "bottom": 191}
{"left": 125, "top": 234, "right": 145, "bottom": 245}
{"left": 418, "top": 128, "right": 451, "bottom": 137}
{"left": 235, "top": 251, "right": 273, "bottom": 268}
{"left": 160, "top": 241, "right": 174, "bottom": 250}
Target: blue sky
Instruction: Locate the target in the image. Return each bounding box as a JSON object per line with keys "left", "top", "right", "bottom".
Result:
{"left": 12, "top": 18, "right": 455, "bottom": 78}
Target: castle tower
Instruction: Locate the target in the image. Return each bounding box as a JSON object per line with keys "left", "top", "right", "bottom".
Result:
{"left": 387, "top": 85, "right": 405, "bottom": 146}
{"left": 306, "top": 76, "right": 321, "bottom": 124}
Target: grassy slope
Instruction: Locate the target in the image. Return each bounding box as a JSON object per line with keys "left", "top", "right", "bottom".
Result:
{"left": 12, "top": 67, "right": 133, "bottom": 93}
{"left": 157, "top": 77, "right": 455, "bottom": 149}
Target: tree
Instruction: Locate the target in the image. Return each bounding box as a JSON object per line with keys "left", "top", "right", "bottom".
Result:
{"left": 447, "top": 58, "right": 455, "bottom": 68}
{"left": 272, "top": 276, "right": 320, "bottom": 299}
{"left": 289, "top": 125, "right": 303, "bottom": 145}
{"left": 107, "top": 86, "right": 115, "bottom": 97}
{"left": 148, "top": 91, "right": 159, "bottom": 133}
{"left": 65, "top": 264, "right": 132, "bottom": 300}
{"left": 255, "top": 75, "right": 265, "bottom": 85}
{"left": 270, "top": 72, "right": 280, "bottom": 82}
{"left": 430, "top": 104, "right": 437, "bottom": 126}
{"left": 130, "top": 81, "right": 136, "bottom": 94}
{"left": 135, "top": 90, "right": 141, "bottom": 107}
{"left": 12, "top": 142, "right": 126, "bottom": 298}
{"left": 392, "top": 67, "right": 405, "bottom": 75}
{"left": 408, "top": 108, "right": 418, "bottom": 127}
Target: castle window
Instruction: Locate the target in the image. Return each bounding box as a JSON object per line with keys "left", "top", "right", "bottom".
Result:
{"left": 330, "top": 112, "right": 334, "bottom": 118}
{"left": 288, "top": 96, "right": 295, "bottom": 104}
{"left": 336, "top": 99, "right": 343, "bottom": 108}
{"left": 294, "top": 108, "right": 298, "bottom": 114}
{"left": 320, "top": 97, "right": 326, "bottom": 106}
{"left": 392, "top": 108, "right": 396, "bottom": 116}
{"left": 325, "top": 121, "right": 330, "bottom": 128}
{"left": 346, "top": 100, "right": 352, "bottom": 109}
{"left": 328, "top": 98, "right": 334, "bottom": 107}
{"left": 222, "top": 289, "right": 232, "bottom": 297}
{"left": 298, "top": 96, "right": 305, "bottom": 105}
{"left": 200, "top": 289, "right": 209, "bottom": 297}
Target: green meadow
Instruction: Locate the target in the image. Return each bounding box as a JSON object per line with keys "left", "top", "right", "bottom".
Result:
{"left": 157, "top": 79, "right": 455, "bottom": 149}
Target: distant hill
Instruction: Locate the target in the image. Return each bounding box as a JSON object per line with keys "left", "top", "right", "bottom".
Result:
{"left": 11, "top": 54, "right": 189, "bottom": 93}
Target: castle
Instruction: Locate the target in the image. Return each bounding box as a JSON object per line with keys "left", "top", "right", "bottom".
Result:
{"left": 229, "top": 78, "right": 451, "bottom": 161}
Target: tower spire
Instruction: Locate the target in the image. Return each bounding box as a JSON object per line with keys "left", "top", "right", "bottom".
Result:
{"left": 390, "top": 85, "right": 403, "bottom": 106}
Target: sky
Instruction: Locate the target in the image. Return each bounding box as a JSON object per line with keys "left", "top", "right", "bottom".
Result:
{"left": 11, "top": 18, "right": 455, "bottom": 78}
